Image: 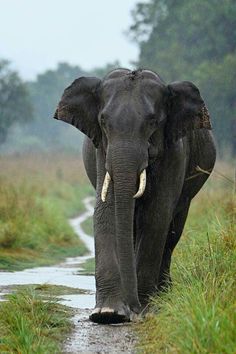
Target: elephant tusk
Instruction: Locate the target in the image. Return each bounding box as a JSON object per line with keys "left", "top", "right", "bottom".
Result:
{"left": 133, "top": 169, "right": 146, "bottom": 199}
{"left": 101, "top": 172, "right": 111, "bottom": 202}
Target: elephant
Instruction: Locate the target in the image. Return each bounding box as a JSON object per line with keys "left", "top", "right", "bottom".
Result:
{"left": 54, "top": 68, "right": 216, "bottom": 324}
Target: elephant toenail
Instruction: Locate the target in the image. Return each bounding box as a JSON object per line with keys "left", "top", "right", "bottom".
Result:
{"left": 101, "top": 307, "right": 114, "bottom": 313}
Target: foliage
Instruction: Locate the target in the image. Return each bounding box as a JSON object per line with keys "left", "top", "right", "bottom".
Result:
{"left": 2, "top": 284, "right": 88, "bottom": 300}
{"left": 26, "top": 62, "right": 86, "bottom": 150}
{"left": 0, "top": 60, "right": 121, "bottom": 153}
{"left": 0, "top": 60, "right": 33, "bottom": 144}
{"left": 129, "top": 0, "right": 236, "bottom": 155}
{"left": 136, "top": 164, "right": 236, "bottom": 353}
{"left": 0, "top": 287, "right": 73, "bottom": 353}
{"left": 0, "top": 153, "right": 94, "bottom": 271}
{"left": 81, "top": 214, "right": 94, "bottom": 236}
{"left": 25, "top": 61, "right": 120, "bottom": 152}
{"left": 194, "top": 54, "right": 236, "bottom": 154}
{"left": 79, "top": 258, "right": 95, "bottom": 276}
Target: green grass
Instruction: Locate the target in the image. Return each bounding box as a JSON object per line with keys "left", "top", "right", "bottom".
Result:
{"left": 0, "top": 154, "right": 97, "bottom": 352}
{"left": 81, "top": 216, "right": 94, "bottom": 236}
{"left": 136, "top": 174, "right": 236, "bottom": 353}
{"left": 0, "top": 287, "right": 74, "bottom": 353}
{"left": 0, "top": 153, "right": 94, "bottom": 271}
{"left": 79, "top": 257, "right": 95, "bottom": 275}
{"left": 1, "top": 284, "right": 90, "bottom": 299}
{"left": 0, "top": 180, "right": 88, "bottom": 271}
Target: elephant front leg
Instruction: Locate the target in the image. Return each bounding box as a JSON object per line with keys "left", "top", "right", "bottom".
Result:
{"left": 90, "top": 197, "right": 131, "bottom": 324}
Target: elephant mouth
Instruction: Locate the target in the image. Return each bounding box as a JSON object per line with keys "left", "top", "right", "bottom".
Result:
{"left": 101, "top": 169, "right": 147, "bottom": 202}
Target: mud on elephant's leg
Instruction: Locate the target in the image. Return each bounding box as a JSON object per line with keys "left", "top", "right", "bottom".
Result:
{"left": 90, "top": 198, "right": 131, "bottom": 324}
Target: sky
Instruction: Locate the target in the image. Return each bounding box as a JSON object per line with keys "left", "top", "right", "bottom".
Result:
{"left": 0, "top": 0, "right": 143, "bottom": 80}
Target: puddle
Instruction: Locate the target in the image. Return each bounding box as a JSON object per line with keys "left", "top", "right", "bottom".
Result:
{"left": 0, "top": 196, "right": 137, "bottom": 353}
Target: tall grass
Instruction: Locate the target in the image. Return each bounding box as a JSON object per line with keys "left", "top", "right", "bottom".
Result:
{"left": 0, "top": 287, "right": 73, "bottom": 353}
{"left": 0, "top": 153, "right": 94, "bottom": 270}
{"left": 137, "top": 162, "right": 236, "bottom": 353}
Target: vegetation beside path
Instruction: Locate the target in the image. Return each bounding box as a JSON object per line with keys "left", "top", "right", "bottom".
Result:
{"left": 0, "top": 153, "right": 94, "bottom": 271}
{"left": 0, "top": 153, "right": 95, "bottom": 352}
{"left": 0, "top": 287, "right": 74, "bottom": 353}
{"left": 137, "top": 162, "right": 236, "bottom": 353}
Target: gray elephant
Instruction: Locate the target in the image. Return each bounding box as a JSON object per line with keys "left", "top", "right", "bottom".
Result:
{"left": 54, "top": 69, "right": 216, "bottom": 324}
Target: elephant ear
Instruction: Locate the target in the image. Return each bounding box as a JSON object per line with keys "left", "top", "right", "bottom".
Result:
{"left": 54, "top": 76, "right": 102, "bottom": 148}
{"left": 166, "top": 81, "right": 212, "bottom": 145}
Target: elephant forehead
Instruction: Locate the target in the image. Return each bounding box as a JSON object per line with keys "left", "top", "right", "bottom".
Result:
{"left": 102, "top": 77, "right": 164, "bottom": 101}
{"left": 104, "top": 68, "right": 162, "bottom": 81}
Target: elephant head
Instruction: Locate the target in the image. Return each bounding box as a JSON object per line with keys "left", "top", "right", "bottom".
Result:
{"left": 54, "top": 69, "right": 211, "bottom": 307}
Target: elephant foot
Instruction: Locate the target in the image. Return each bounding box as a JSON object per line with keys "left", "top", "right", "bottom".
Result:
{"left": 89, "top": 298, "right": 139, "bottom": 324}
{"left": 89, "top": 306, "right": 130, "bottom": 324}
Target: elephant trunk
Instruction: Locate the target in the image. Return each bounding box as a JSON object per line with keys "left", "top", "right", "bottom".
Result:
{"left": 107, "top": 143, "right": 147, "bottom": 312}
{"left": 114, "top": 174, "right": 139, "bottom": 310}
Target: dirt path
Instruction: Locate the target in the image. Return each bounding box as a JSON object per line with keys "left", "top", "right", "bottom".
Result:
{"left": 0, "top": 197, "right": 137, "bottom": 353}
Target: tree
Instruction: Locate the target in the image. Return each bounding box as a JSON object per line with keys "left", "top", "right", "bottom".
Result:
{"left": 0, "top": 60, "right": 33, "bottom": 144}
{"left": 25, "top": 62, "right": 87, "bottom": 150}
{"left": 193, "top": 54, "right": 236, "bottom": 154}
{"left": 129, "top": 0, "right": 236, "bottom": 154}
{"left": 26, "top": 61, "right": 120, "bottom": 151}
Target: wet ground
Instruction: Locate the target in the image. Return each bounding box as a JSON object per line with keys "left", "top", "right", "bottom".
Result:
{"left": 0, "top": 197, "right": 137, "bottom": 353}
{"left": 64, "top": 309, "right": 136, "bottom": 353}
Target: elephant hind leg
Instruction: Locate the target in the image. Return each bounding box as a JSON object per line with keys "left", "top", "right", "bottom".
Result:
{"left": 158, "top": 201, "right": 190, "bottom": 290}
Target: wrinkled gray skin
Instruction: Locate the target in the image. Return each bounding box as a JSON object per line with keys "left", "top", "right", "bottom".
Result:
{"left": 54, "top": 69, "right": 216, "bottom": 325}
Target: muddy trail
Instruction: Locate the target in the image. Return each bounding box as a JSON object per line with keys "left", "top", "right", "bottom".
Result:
{"left": 0, "top": 197, "right": 137, "bottom": 353}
